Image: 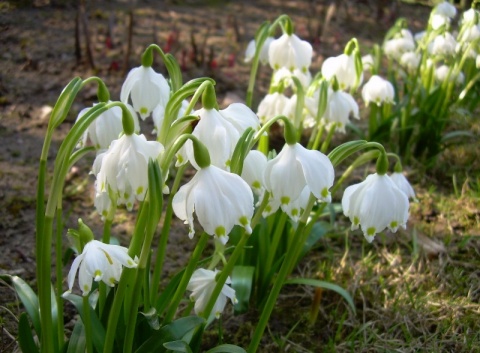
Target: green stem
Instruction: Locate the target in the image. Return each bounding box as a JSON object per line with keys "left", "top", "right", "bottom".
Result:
{"left": 247, "top": 196, "right": 316, "bottom": 353}
{"left": 320, "top": 122, "right": 337, "bottom": 153}
{"left": 310, "top": 122, "right": 325, "bottom": 151}
{"left": 164, "top": 232, "right": 210, "bottom": 323}
{"left": 39, "top": 216, "right": 54, "bottom": 353}
{"left": 263, "top": 212, "right": 287, "bottom": 278}
{"left": 150, "top": 164, "right": 187, "bottom": 301}
{"left": 55, "top": 208, "right": 64, "bottom": 350}
{"left": 83, "top": 295, "right": 93, "bottom": 353}
{"left": 368, "top": 104, "right": 379, "bottom": 140}
{"left": 98, "top": 218, "right": 113, "bottom": 315}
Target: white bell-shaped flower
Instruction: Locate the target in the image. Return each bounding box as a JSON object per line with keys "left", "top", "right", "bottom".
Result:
{"left": 400, "top": 52, "right": 421, "bottom": 73}
{"left": 362, "top": 75, "right": 395, "bottom": 106}
{"left": 66, "top": 240, "right": 137, "bottom": 296}
{"left": 342, "top": 173, "right": 409, "bottom": 243}
{"left": 77, "top": 102, "right": 140, "bottom": 151}
{"left": 323, "top": 89, "right": 360, "bottom": 133}
{"left": 264, "top": 143, "right": 334, "bottom": 215}
{"left": 241, "top": 150, "right": 268, "bottom": 196}
{"left": 120, "top": 66, "right": 170, "bottom": 120}
{"left": 428, "top": 32, "right": 457, "bottom": 57}
{"left": 268, "top": 33, "right": 313, "bottom": 72}
{"left": 321, "top": 53, "right": 363, "bottom": 91}
{"left": 94, "top": 133, "right": 164, "bottom": 210}
{"left": 244, "top": 37, "right": 274, "bottom": 64}
{"left": 384, "top": 29, "right": 415, "bottom": 60}
{"left": 362, "top": 54, "right": 374, "bottom": 72}
{"left": 390, "top": 172, "right": 417, "bottom": 201}
{"left": 177, "top": 105, "right": 260, "bottom": 170}
{"left": 433, "top": 1, "right": 457, "bottom": 18}
{"left": 272, "top": 67, "right": 312, "bottom": 90}
{"left": 172, "top": 165, "right": 254, "bottom": 244}
{"left": 257, "top": 92, "right": 289, "bottom": 124}
{"left": 187, "top": 268, "right": 237, "bottom": 319}
{"left": 435, "top": 64, "right": 465, "bottom": 85}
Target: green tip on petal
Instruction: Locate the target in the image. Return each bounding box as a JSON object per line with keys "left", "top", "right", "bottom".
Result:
{"left": 390, "top": 221, "right": 398, "bottom": 229}
{"left": 215, "top": 226, "right": 226, "bottom": 237}
{"left": 353, "top": 216, "right": 360, "bottom": 225}
{"left": 136, "top": 186, "right": 144, "bottom": 195}
{"left": 321, "top": 188, "right": 329, "bottom": 199}
{"left": 281, "top": 196, "right": 290, "bottom": 205}
{"left": 367, "top": 227, "right": 376, "bottom": 236}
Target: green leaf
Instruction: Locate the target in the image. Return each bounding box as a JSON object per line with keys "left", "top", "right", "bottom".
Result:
{"left": 299, "top": 222, "right": 329, "bottom": 261}
{"left": 163, "top": 340, "right": 193, "bottom": 353}
{"left": 62, "top": 292, "right": 106, "bottom": 353}
{"left": 18, "top": 312, "right": 39, "bottom": 353}
{"left": 441, "top": 130, "right": 475, "bottom": 143}
{"left": 205, "top": 344, "right": 247, "bottom": 353}
{"left": 231, "top": 266, "right": 255, "bottom": 314}
{"left": 66, "top": 320, "right": 86, "bottom": 353}
{"left": 10, "top": 275, "right": 41, "bottom": 338}
{"left": 284, "top": 278, "right": 355, "bottom": 313}
{"left": 155, "top": 270, "right": 183, "bottom": 315}
{"left": 135, "top": 316, "right": 205, "bottom": 353}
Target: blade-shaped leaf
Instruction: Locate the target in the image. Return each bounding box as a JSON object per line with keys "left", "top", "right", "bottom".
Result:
{"left": 18, "top": 312, "right": 39, "bottom": 353}
{"left": 284, "top": 278, "right": 355, "bottom": 313}
{"left": 66, "top": 320, "right": 86, "bottom": 353}
{"left": 232, "top": 266, "right": 255, "bottom": 314}
{"left": 205, "top": 344, "right": 247, "bottom": 353}
{"left": 163, "top": 340, "right": 193, "bottom": 353}
{"left": 10, "top": 275, "right": 41, "bottom": 338}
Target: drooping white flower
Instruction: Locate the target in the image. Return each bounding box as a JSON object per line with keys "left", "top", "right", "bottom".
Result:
{"left": 66, "top": 240, "right": 137, "bottom": 296}
{"left": 342, "top": 173, "right": 409, "bottom": 243}
{"left": 241, "top": 150, "right": 268, "bottom": 196}
{"left": 362, "top": 75, "right": 395, "bottom": 106}
{"left": 323, "top": 89, "right": 360, "bottom": 133}
{"left": 433, "top": 1, "right": 457, "bottom": 19}
{"left": 264, "top": 143, "right": 334, "bottom": 217}
{"left": 321, "top": 53, "right": 363, "bottom": 90}
{"left": 187, "top": 268, "right": 237, "bottom": 318}
{"left": 400, "top": 51, "right": 421, "bottom": 72}
{"left": 390, "top": 172, "right": 417, "bottom": 201}
{"left": 384, "top": 29, "right": 415, "bottom": 60}
{"left": 172, "top": 165, "right": 254, "bottom": 244}
{"left": 76, "top": 102, "right": 140, "bottom": 151}
{"left": 94, "top": 133, "right": 164, "bottom": 210}
{"left": 428, "top": 32, "right": 457, "bottom": 57}
{"left": 362, "top": 54, "right": 374, "bottom": 72}
{"left": 272, "top": 67, "right": 312, "bottom": 90}
{"left": 177, "top": 104, "right": 260, "bottom": 170}
{"left": 435, "top": 64, "right": 464, "bottom": 85}
{"left": 257, "top": 92, "right": 289, "bottom": 124}
{"left": 268, "top": 33, "right": 313, "bottom": 72}
{"left": 120, "top": 66, "right": 170, "bottom": 120}
{"left": 244, "top": 37, "right": 274, "bottom": 64}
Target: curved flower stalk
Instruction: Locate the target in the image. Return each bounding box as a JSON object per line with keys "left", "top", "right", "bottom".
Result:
{"left": 362, "top": 75, "right": 395, "bottom": 106}
{"left": 65, "top": 240, "right": 137, "bottom": 296}
{"left": 264, "top": 142, "right": 334, "bottom": 219}
{"left": 172, "top": 164, "right": 254, "bottom": 244}
{"left": 177, "top": 104, "right": 260, "bottom": 170}
{"left": 321, "top": 53, "right": 363, "bottom": 91}
{"left": 187, "top": 268, "right": 237, "bottom": 318}
{"left": 245, "top": 37, "right": 274, "bottom": 64}
{"left": 94, "top": 133, "right": 164, "bottom": 210}
{"left": 342, "top": 173, "right": 409, "bottom": 243}
{"left": 268, "top": 32, "right": 313, "bottom": 72}
{"left": 120, "top": 65, "right": 170, "bottom": 120}
{"left": 76, "top": 102, "right": 139, "bottom": 151}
